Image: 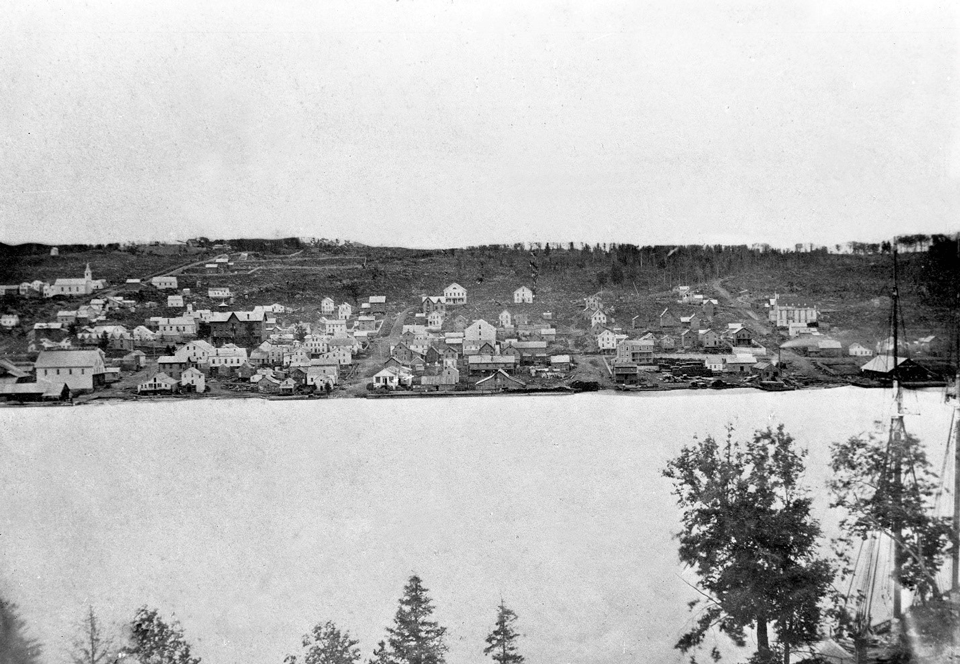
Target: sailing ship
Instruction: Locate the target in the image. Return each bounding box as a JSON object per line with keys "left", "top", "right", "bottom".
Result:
{"left": 837, "top": 245, "right": 960, "bottom": 663}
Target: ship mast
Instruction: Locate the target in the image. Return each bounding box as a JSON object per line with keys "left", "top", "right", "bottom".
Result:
{"left": 953, "top": 361, "right": 960, "bottom": 593}
{"left": 953, "top": 236, "right": 960, "bottom": 593}
{"left": 890, "top": 245, "right": 905, "bottom": 620}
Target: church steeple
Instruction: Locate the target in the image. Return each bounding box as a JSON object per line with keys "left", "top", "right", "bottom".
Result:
{"left": 84, "top": 263, "right": 92, "bottom": 281}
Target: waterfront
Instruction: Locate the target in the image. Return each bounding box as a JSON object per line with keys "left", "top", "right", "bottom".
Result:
{"left": 0, "top": 387, "right": 954, "bottom": 664}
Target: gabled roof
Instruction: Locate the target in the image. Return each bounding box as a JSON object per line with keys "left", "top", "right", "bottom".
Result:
{"left": 467, "top": 354, "right": 516, "bottom": 365}
{"left": 0, "top": 359, "right": 29, "bottom": 378}
{"left": 208, "top": 310, "right": 266, "bottom": 323}
{"left": 861, "top": 355, "right": 909, "bottom": 374}
{"left": 476, "top": 369, "right": 526, "bottom": 387}
{"left": 0, "top": 380, "right": 68, "bottom": 398}
{"left": 142, "top": 372, "right": 178, "bottom": 386}
{"left": 35, "top": 350, "right": 104, "bottom": 368}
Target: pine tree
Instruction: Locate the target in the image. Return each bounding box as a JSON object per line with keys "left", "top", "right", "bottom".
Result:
{"left": 70, "top": 606, "right": 114, "bottom": 664}
{"left": 125, "top": 606, "right": 201, "bottom": 664}
{"left": 0, "top": 596, "right": 42, "bottom": 664}
{"left": 483, "top": 602, "right": 523, "bottom": 664}
{"left": 368, "top": 641, "right": 392, "bottom": 664}
{"left": 385, "top": 575, "right": 448, "bottom": 664}
{"left": 284, "top": 621, "right": 360, "bottom": 664}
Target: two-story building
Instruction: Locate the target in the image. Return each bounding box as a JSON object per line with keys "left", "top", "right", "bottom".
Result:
{"left": 513, "top": 286, "right": 534, "bottom": 304}
{"left": 443, "top": 283, "right": 467, "bottom": 305}
{"left": 209, "top": 311, "right": 268, "bottom": 347}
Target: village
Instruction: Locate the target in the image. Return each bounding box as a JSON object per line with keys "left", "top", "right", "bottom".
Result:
{"left": 0, "top": 242, "right": 953, "bottom": 405}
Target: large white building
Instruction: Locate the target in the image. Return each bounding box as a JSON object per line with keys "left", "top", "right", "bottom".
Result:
{"left": 34, "top": 349, "right": 106, "bottom": 392}
{"left": 768, "top": 294, "right": 818, "bottom": 328}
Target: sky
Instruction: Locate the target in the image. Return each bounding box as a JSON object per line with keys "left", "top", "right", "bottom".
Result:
{"left": 2, "top": 1, "right": 959, "bottom": 248}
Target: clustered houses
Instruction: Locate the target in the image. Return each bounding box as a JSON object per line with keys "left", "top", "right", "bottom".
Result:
{"left": 371, "top": 306, "right": 568, "bottom": 393}
{"left": 1, "top": 264, "right": 392, "bottom": 400}
{"left": 606, "top": 294, "right": 786, "bottom": 384}
{"left": 132, "top": 293, "right": 384, "bottom": 396}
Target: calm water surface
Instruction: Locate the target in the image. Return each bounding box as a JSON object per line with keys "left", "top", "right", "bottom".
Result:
{"left": 0, "top": 387, "right": 953, "bottom": 664}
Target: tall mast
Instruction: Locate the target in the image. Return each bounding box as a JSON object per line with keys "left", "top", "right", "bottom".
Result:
{"left": 890, "top": 245, "right": 904, "bottom": 620}
{"left": 953, "top": 237, "right": 960, "bottom": 593}
{"left": 953, "top": 364, "right": 960, "bottom": 593}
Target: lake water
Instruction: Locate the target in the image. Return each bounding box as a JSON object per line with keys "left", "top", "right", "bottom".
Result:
{"left": 0, "top": 387, "right": 955, "bottom": 664}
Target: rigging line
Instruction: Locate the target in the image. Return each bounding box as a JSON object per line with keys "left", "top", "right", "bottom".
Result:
{"left": 933, "top": 409, "right": 955, "bottom": 511}
{"left": 846, "top": 539, "right": 867, "bottom": 605}
{"left": 864, "top": 534, "right": 882, "bottom": 625}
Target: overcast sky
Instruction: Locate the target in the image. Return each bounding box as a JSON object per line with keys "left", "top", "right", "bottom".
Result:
{"left": 2, "top": 1, "right": 958, "bottom": 248}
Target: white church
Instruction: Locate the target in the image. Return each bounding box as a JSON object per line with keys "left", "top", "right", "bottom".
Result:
{"left": 45, "top": 264, "right": 105, "bottom": 298}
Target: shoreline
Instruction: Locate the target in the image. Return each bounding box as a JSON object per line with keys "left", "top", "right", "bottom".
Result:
{"left": 0, "top": 379, "right": 915, "bottom": 408}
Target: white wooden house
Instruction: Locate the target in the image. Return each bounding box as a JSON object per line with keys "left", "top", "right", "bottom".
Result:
{"left": 596, "top": 328, "right": 618, "bottom": 352}
{"left": 513, "top": 286, "right": 534, "bottom": 304}
{"left": 208, "top": 345, "right": 248, "bottom": 367}
{"left": 321, "top": 317, "right": 347, "bottom": 335}
{"left": 180, "top": 367, "right": 206, "bottom": 393}
{"left": 320, "top": 297, "right": 336, "bottom": 315}
{"left": 151, "top": 276, "right": 178, "bottom": 290}
{"left": 138, "top": 372, "right": 179, "bottom": 394}
{"left": 443, "top": 283, "right": 467, "bottom": 305}
{"left": 848, "top": 342, "right": 873, "bottom": 357}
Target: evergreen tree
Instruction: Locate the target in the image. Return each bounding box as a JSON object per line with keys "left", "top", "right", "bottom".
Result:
{"left": 662, "top": 426, "right": 834, "bottom": 664}
{"left": 70, "top": 606, "right": 114, "bottom": 664}
{"left": 0, "top": 596, "right": 42, "bottom": 664}
{"left": 385, "top": 575, "right": 447, "bottom": 664}
{"left": 368, "top": 641, "right": 392, "bottom": 664}
{"left": 285, "top": 621, "right": 360, "bottom": 664}
{"left": 124, "top": 606, "right": 201, "bottom": 664}
{"left": 483, "top": 602, "right": 523, "bottom": 664}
